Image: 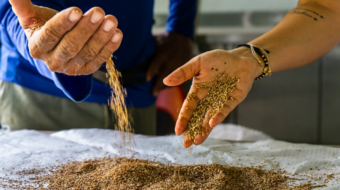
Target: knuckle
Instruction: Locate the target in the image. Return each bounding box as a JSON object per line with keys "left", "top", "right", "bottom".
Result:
{"left": 29, "top": 46, "right": 42, "bottom": 59}
{"left": 97, "top": 50, "right": 112, "bottom": 63}
{"left": 47, "top": 63, "right": 60, "bottom": 72}
{"left": 66, "top": 70, "right": 77, "bottom": 76}
{"left": 59, "top": 40, "right": 79, "bottom": 59}
{"left": 81, "top": 44, "right": 98, "bottom": 61}
{"left": 41, "top": 27, "right": 61, "bottom": 44}
{"left": 82, "top": 67, "right": 95, "bottom": 75}
{"left": 64, "top": 70, "right": 73, "bottom": 75}
{"left": 66, "top": 67, "right": 81, "bottom": 76}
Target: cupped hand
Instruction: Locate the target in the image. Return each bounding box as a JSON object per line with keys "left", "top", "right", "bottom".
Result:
{"left": 146, "top": 32, "right": 192, "bottom": 96}
{"left": 164, "top": 48, "right": 263, "bottom": 147}
{"left": 9, "top": 0, "right": 123, "bottom": 75}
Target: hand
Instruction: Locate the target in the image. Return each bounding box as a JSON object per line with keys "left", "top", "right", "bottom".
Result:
{"left": 9, "top": 0, "right": 123, "bottom": 75}
{"left": 164, "top": 48, "right": 263, "bottom": 147}
{"left": 146, "top": 32, "right": 192, "bottom": 96}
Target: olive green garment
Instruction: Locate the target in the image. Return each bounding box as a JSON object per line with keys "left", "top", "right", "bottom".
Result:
{"left": 0, "top": 81, "right": 156, "bottom": 135}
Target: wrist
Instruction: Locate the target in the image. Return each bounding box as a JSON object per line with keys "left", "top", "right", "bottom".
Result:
{"left": 230, "top": 47, "right": 264, "bottom": 79}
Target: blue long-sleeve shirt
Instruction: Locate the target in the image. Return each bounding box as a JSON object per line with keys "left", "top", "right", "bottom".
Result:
{"left": 0, "top": 0, "right": 197, "bottom": 107}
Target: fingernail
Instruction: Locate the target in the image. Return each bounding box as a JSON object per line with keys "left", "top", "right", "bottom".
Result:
{"left": 69, "top": 10, "right": 82, "bottom": 22}
{"left": 111, "top": 32, "right": 122, "bottom": 43}
{"left": 103, "top": 20, "right": 115, "bottom": 32}
{"left": 91, "top": 11, "right": 103, "bottom": 23}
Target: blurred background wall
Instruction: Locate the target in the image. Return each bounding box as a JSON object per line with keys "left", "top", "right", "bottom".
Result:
{"left": 154, "top": 0, "right": 340, "bottom": 144}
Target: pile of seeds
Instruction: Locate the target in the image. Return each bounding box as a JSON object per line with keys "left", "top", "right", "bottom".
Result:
{"left": 106, "top": 57, "right": 134, "bottom": 146}
{"left": 1, "top": 157, "right": 324, "bottom": 190}
{"left": 186, "top": 75, "right": 238, "bottom": 141}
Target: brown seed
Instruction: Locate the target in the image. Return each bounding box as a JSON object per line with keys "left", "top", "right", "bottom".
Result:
{"left": 3, "top": 157, "right": 324, "bottom": 189}
{"left": 106, "top": 57, "right": 134, "bottom": 147}
{"left": 185, "top": 76, "right": 239, "bottom": 141}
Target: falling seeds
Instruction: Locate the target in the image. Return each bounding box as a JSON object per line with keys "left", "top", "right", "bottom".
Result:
{"left": 106, "top": 56, "right": 134, "bottom": 147}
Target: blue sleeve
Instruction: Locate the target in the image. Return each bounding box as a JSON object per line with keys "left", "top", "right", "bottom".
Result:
{"left": 166, "top": 0, "right": 197, "bottom": 39}
{"left": 1, "top": 0, "right": 93, "bottom": 102}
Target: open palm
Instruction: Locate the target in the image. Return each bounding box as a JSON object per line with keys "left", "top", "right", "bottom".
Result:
{"left": 164, "top": 48, "right": 262, "bottom": 147}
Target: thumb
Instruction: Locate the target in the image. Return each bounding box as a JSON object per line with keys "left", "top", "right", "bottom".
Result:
{"left": 9, "top": 0, "right": 35, "bottom": 24}
{"left": 163, "top": 56, "right": 200, "bottom": 86}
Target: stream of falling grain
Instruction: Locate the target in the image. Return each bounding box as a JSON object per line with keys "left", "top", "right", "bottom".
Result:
{"left": 106, "top": 56, "right": 134, "bottom": 148}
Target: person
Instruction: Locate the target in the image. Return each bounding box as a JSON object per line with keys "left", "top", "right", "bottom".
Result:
{"left": 164, "top": 0, "right": 340, "bottom": 147}
{"left": 0, "top": 0, "right": 197, "bottom": 135}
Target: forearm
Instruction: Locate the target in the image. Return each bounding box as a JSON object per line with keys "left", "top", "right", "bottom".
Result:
{"left": 167, "top": 0, "right": 197, "bottom": 39}
{"left": 248, "top": 1, "right": 340, "bottom": 73}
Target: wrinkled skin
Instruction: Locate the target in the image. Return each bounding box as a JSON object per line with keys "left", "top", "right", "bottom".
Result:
{"left": 10, "top": 0, "right": 123, "bottom": 75}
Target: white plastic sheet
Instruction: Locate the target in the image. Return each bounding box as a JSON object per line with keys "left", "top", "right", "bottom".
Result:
{"left": 1, "top": 129, "right": 340, "bottom": 189}
{"left": 208, "top": 123, "right": 272, "bottom": 141}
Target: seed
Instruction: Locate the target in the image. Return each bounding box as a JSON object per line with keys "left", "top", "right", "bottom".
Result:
{"left": 185, "top": 76, "right": 239, "bottom": 141}
{"left": 106, "top": 57, "right": 134, "bottom": 147}
{"left": 1, "top": 157, "right": 326, "bottom": 189}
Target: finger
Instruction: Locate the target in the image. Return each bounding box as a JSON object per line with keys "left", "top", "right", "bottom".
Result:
{"left": 163, "top": 55, "right": 201, "bottom": 86}
{"left": 29, "top": 7, "right": 83, "bottom": 59}
{"left": 146, "top": 53, "right": 166, "bottom": 81}
{"left": 152, "top": 68, "right": 168, "bottom": 96}
{"left": 68, "top": 15, "right": 118, "bottom": 67}
{"left": 80, "top": 29, "right": 123, "bottom": 75}
{"left": 175, "top": 86, "right": 198, "bottom": 136}
{"left": 193, "top": 108, "right": 213, "bottom": 145}
{"left": 183, "top": 134, "right": 193, "bottom": 148}
{"left": 209, "top": 89, "right": 244, "bottom": 128}
{"left": 52, "top": 7, "right": 105, "bottom": 63}
{"left": 9, "top": 0, "right": 34, "bottom": 22}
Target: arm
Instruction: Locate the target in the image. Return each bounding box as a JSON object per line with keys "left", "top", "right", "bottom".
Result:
{"left": 2, "top": 0, "right": 89, "bottom": 101}
{"left": 166, "top": 0, "right": 198, "bottom": 39}
{"left": 3, "top": 0, "right": 122, "bottom": 101}
{"left": 164, "top": 0, "right": 340, "bottom": 147}
{"left": 146, "top": 0, "right": 197, "bottom": 95}
{"left": 248, "top": 0, "right": 340, "bottom": 74}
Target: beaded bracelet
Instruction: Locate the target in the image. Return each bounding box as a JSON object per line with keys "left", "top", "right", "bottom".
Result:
{"left": 236, "top": 44, "right": 271, "bottom": 80}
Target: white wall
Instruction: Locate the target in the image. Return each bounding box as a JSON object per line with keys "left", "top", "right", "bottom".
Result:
{"left": 154, "top": 0, "right": 298, "bottom": 14}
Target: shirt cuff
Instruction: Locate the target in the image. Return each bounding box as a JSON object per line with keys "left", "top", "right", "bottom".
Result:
{"left": 53, "top": 73, "right": 93, "bottom": 102}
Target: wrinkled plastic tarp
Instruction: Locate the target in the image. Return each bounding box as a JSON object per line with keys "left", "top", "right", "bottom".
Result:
{"left": 0, "top": 129, "right": 340, "bottom": 189}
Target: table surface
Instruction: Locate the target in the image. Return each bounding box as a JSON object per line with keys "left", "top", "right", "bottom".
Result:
{"left": 36, "top": 130, "right": 340, "bottom": 148}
